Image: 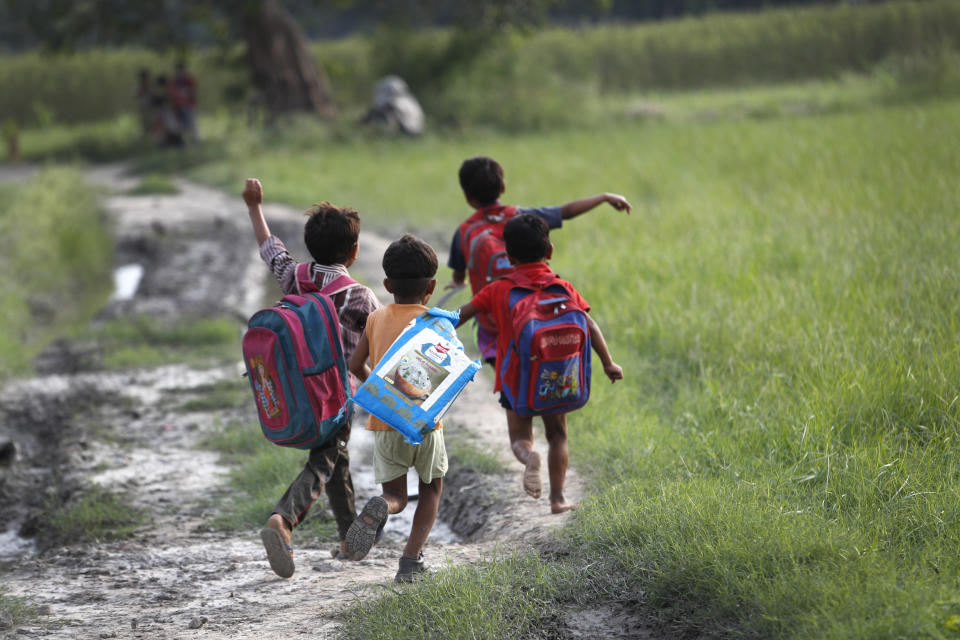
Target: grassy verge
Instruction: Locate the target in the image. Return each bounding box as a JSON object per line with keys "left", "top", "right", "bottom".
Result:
{"left": 341, "top": 553, "right": 581, "bottom": 640}
{"left": 123, "top": 173, "right": 179, "bottom": 196}
{"left": 0, "top": 168, "right": 113, "bottom": 378}
{"left": 40, "top": 485, "right": 148, "bottom": 546}
{"left": 0, "top": 588, "right": 57, "bottom": 632}
{"left": 77, "top": 315, "right": 240, "bottom": 370}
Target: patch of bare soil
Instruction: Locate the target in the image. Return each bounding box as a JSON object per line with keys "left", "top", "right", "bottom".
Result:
{"left": 0, "top": 164, "right": 649, "bottom": 639}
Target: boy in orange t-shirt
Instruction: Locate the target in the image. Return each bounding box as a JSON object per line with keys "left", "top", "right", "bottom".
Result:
{"left": 457, "top": 214, "right": 623, "bottom": 514}
{"left": 347, "top": 234, "right": 447, "bottom": 583}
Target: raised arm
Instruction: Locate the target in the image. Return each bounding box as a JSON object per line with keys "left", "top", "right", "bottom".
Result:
{"left": 348, "top": 332, "right": 371, "bottom": 382}
{"left": 586, "top": 314, "right": 623, "bottom": 383}
{"left": 561, "top": 193, "right": 632, "bottom": 220}
{"left": 243, "top": 178, "right": 272, "bottom": 245}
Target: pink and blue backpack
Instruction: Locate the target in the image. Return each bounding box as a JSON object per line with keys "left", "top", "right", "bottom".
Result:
{"left": 241, "top": 264, "right": 357, "bottom": 449}
{"left": 498, "top": 271, "right": 592, "bottom": 416}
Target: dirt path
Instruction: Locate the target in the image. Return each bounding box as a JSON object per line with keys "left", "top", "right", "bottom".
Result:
{"left": 0, "top": 165, "right": 584, "bottom": 639}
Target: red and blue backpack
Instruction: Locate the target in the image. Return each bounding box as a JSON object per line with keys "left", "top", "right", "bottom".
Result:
{"left": 241, "top": 264, "right": 357, "bottom": 448}
{"left": 498, "top": 271, "right": 592, "bottom": 416}
{"left": 458, "top": 204, "right": 519, "bottom": 329}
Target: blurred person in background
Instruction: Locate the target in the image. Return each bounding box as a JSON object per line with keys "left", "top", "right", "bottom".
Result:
{"left": 172, "top": 61, "right": 199, "bottom": 143}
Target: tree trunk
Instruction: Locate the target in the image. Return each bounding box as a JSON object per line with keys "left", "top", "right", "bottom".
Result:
{"left": 243, "top": 0, "right": 336, "bottom": 118}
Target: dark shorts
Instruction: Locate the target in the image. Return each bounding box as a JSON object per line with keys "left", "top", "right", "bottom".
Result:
{"left": 498, "top": 393, "right": 513, "bottom": 411}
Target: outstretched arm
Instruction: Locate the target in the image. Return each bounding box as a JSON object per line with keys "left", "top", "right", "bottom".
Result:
{"left": 243, "top": 178, "right": 271, "bottom": 245}
{"left": 561, "top": 193, "right": 632, "bottom": 220}
{"left": 586, "top": 314, "right": 623, "bottom": 383}
{"left": 348, "top": 333, "right": 371, "bottom": 382}
{"left": 456, "top": 302, "right": 479, "bottom": 328}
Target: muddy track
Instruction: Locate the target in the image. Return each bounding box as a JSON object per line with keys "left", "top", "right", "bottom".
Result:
{"left": 0, "top": 165, "right": 588, "bottom": 639}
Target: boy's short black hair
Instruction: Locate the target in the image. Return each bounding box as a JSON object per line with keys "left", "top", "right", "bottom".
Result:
{"left": 504, "top": 214, "right": 551, "bottom": 264}
{"left": 458, "top": 156, "right": 504, "bottom": 206}
{"left": 382, "top": 234, "right": 438, "bottom": 297}
{"left": 303, "top": 202, "right": 361, "bottom": 265}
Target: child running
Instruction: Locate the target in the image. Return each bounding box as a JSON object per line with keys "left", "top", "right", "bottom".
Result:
{"left": 242, "top": 178, "right": 381, "bottom": 578}
{"left": 446, "top": 155, "right": 630, "bottom": 364}
{"left": 346, "top": 234, "right": 447, "bottom": 583}
{"left": 457, "top": 214, "right": 623, "bottom": 513}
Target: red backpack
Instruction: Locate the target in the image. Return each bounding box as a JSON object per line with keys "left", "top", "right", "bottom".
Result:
{"left": 458, "top": 204, "right": 519, "bottom": 329}
{"left": 498, "top": 271, "right": 592, "bottom": 416}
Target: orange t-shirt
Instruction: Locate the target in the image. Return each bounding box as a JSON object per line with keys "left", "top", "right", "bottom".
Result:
{"left": 363, "top": 303, "right": 443, "bottom": 431}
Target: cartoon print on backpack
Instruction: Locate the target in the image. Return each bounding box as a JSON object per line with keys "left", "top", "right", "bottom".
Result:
{"left": 537, "top": 365, "right": 580, "bottom": 404}
{"left": 250, "top": 356, "right": 281, "bottom": 419}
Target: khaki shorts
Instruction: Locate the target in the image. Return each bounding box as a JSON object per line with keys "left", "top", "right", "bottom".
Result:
{"left": 373, "top": 428, "right": 447, "bottom": 484}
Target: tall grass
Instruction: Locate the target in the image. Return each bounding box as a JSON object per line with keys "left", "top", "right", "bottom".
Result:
{"left": 0, "top": 48, "right": 243, "bottom": 127}
{"left": 551, "top": 99, "right": 960, "bottom": 638}
{"left": 1, "top": 0, "right": 958, "bottom": 134}
{"left": 527, "top": 0, "right": 960, "bottom": 93}
{"left": 0, "top": 168, "right": 113, "bottom": 377}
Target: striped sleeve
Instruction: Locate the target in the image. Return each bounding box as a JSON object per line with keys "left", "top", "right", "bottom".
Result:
{"left": 258, "top": 235, "right": 298, "bottom": 294}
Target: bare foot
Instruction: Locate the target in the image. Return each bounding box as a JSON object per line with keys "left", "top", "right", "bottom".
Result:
{"left": 550, "top": 501, "right": 578, "bottom": 514}
{"left": 522, "top": 451, "right": 542, "bottom": 499}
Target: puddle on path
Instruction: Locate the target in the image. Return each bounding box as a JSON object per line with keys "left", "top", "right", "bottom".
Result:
{"left": 111, "top": 263, "right": 144, "bottom": 301}
{"left": 0, "top": 525, "right": 35, "bottom": 557}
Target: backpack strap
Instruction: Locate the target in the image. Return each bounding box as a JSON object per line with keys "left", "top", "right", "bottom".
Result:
{"left": 295, "top": 262, "right": 320, "bottom": 294}
{"left": 320, "top": 274, "right": 360, "bottom": 297}
{"left": 296, "top": 263, "right": 359, "bottom": 296}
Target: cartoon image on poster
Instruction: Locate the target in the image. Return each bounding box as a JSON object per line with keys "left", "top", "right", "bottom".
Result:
{"left": 384, "top": 347, "right": 451, "bottom": 404}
